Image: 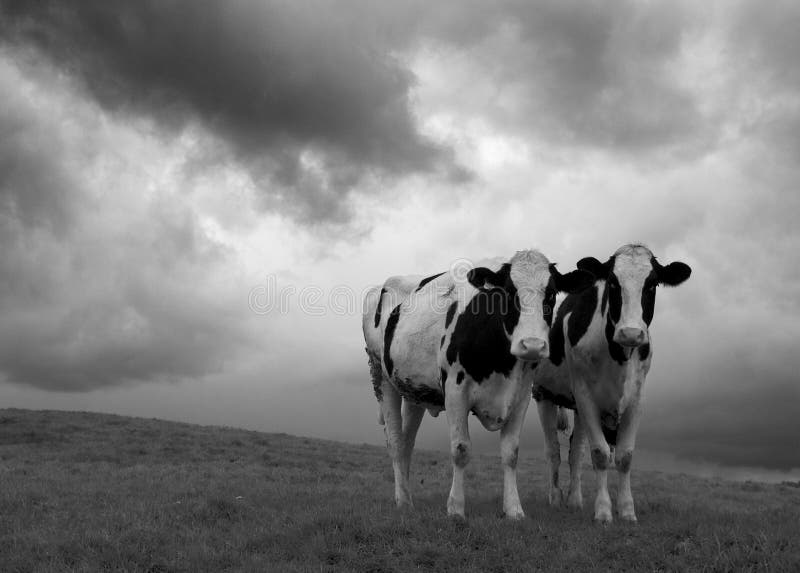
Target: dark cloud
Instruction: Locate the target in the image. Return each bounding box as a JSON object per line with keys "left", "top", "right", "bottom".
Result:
{"left": 0, "top": 64, "right": 254, "bottom": 391}
{"left": 0, "top": 200, "right": 253, "bottom": 391}
{"left": 404, "top": 0, "right": 710, "bottom": 155}
{"left": 0, "top": 94, "right": 77, "bottom": 235}
{"left": 0, "top": 192, "right": 253, "bottom": 391}
{"left": 726, "top": 1, "right": 800, "bottom": 163}
{"left": 495, "top": 0, "right": 705, "bottom": 151}
{"left": 0, "top": 0, "right": 463, "bottom": 225}
{"left": 732, "top": 0, "right": 800, "bottom": 89}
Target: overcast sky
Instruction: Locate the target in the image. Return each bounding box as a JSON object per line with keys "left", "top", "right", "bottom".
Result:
{"left": 1, "top": 0, "right": 799, "bottom": 478}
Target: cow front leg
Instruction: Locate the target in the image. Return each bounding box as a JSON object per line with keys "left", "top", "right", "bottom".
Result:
{"left": 536, "top": 399, "right": 563, "bottom": 506}
{"left": 445, "top": 386, "right": 470, "bottom": 518}
{"left": 379, "top": 381, "right": 412, "bottom": 509}
{"left": 566, "top": 409, "right": 586, "bottom": 509}
{"left": 573, "top": 382, "right": 613, "bottom": 523}
{"left": 500, "top": 391, "right": 532, "bottom": 519}
{"left": 615, "top": 398, "right": 643, "bottom": 522}
{"left": 400, "top": 400, "right": 426, "bottom": 497}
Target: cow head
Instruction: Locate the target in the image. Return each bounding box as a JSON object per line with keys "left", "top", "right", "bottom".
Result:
{"left": 467, "top": 250, "right": 594, "bottom": 361}
{"left": 577, "top": 244, "right": 691, "bottom": 348}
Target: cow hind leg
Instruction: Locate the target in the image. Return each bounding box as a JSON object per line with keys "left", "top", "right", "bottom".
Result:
{"left": 379, "top": 381, "right": 412, "bottom": 509}
{"left": 400, "top": 400, "right": 426, "bottom": 495}
{"left": 536, "top": 400, "right": 563, "bottom": 506}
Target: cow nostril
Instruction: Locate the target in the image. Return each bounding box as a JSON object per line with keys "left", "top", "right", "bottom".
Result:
{"left": 520, "top": 337, "right": 546, "bottom": 351}
{"left": 616, "top": 327, "right": 646, "bottom": 347}
{"left": 514, "top": 337, "right": 548, "bottom": 359}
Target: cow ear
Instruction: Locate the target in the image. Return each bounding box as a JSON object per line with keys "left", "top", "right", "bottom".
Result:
{"left": 655, "top": 260, "right": 692, "bottom": 286}
{"left": 467, "top": 267, "right": 501, "bottom": 290}
{"left": 553, "top": 267, "right": 596, "bottom": 294}
{"left": 576, "top": 257, "right": 609, "bottom": 279}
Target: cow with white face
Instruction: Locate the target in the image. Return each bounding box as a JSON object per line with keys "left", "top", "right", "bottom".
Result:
{"left": 363, "top": 250, "right": 594, "bottom": 519}
{"left": 532, "top": 244, "right": 691, "bottom": 522}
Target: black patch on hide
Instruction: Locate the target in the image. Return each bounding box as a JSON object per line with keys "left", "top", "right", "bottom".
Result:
{"left": 366, "top": 348, "right": 383, "bottom": 401}
{"left": 373, "top": 287, "right": 387, "bottom": 328}
{"left": 445, "top": 265, "right": 519, "bottom": 382}
{"left": 394, "top": 377, "right": 444, "bottom": 408}
{"left": 445, "top": 301, "right": 458, "bottom": 328}
{"left": 383, "top": 304, "right": 402, "bottom": 376}
{"left": 548, "top": 284, "right": 598, "bottom": 366}
{"left": 415, "top": 272, "right": 445, "bottom": 292}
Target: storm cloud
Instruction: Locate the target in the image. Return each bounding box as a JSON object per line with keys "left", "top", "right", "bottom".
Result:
{"left": 416, "top": 0, "right": 708, "bottom": 154}
{"left": 0, "top": 0, "right": 463, "bottom": 224}
{"left": 0, "top": 56, "right": 255, "bottom": 390}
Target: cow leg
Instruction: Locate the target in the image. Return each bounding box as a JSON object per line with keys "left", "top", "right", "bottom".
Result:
{"left": 445, "top": 387, "right": 470, "bottom": 518}
{"left": 536, "top": 399, "right": 563, "bottom": 506}
{"left": 573, "top": 382, "right": 613, "bottom": 523}
{"left": 500, "top": 392, "right": 532, "bottom": 519}
{"left": 400, "top": 400, "right": 426, "bottom": 494}
{"left": 615, "top": 398, "right": 643, "bottom": 522}
{"left": 379, "top": 381, "right": 412, "bottom": 509}
{"left": 566, "top": 409, "right": 586, "bottom": 509}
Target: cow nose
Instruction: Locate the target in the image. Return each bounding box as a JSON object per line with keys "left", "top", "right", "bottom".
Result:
{"left": 513, "top": 337, "right": 548, "bottom": 360}
{"left": 614, "top": 327, "right": 646, "bottom": 347}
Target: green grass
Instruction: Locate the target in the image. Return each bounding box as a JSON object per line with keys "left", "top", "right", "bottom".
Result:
{"left": 0, "top": 409, "right": 799, "bottom": 572}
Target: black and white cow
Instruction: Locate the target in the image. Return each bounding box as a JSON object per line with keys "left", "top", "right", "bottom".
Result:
{"left": 532, "top": 244, "right": 691, "bottom": 522}
{"left": 363, "top": 250, "right": 594, "bottom": 518}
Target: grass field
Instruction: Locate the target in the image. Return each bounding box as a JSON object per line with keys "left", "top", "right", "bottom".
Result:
{"left": 0, "top": 408, "right": 799, "bottom": 572}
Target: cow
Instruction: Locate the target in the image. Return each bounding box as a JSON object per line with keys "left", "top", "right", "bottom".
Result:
{"left": 532, "top": 244, "right": 691, "bottom": 523}
{"left": 362, "top": 249, "right": 594, "bottom": 519}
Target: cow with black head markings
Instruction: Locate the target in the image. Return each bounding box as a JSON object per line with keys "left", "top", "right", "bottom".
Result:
{"left": 363, "top": 249, "right": 594, "bottom": 519}
{"left": 532, "top": 244, "right": 691, "bottom": 523}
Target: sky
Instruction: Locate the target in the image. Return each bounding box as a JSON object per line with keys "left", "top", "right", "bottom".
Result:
{"left": 1, "top": 0, "right": 799, "bottom": 480}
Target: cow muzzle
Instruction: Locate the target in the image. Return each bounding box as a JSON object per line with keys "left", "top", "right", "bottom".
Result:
{"left": 614, "top": 327, "right": 648, "bottom": 347}
{"left": 511, "top": 337, "right": 549, "bottom": 361}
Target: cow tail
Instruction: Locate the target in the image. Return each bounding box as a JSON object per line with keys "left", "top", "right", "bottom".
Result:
{"left": 556, "top": 407, "right": 570, "bottom": 433}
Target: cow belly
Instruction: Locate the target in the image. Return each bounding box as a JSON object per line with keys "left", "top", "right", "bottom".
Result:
{"left": 468, "top": 372, "right": 530, "bottom": 431}
{"left": 390, "top": 337, "right": 443, "bottom": 409}
{"left": 391, "top": 374, "right": 444, "bottom": 410}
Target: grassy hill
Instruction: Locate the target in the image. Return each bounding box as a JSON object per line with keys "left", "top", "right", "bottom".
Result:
{"left": 0, "top": 409, "right": 798, "bottom": 572}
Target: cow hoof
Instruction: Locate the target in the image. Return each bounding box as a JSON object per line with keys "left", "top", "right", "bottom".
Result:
{"left": 504, "top": 508, "right": 525, "bottom": 520}
{"left": 594, "top": 515, "right": 613, "bottom": 525}
{"left": 447, "top": 498, "right": 466, "bottom": 520}
{"left": 618, "top": 500, "right": 636, "bottom": 522}
{"left": 594, "top": 508, "right": 613, "bottom": 524}
{"left": 548, "top": 487, "right": 563, "bottom": 507}
{"left": 566, "top": 493, "right": 583, "bottom": 509}
{"left": 395, "top": 497, "right": 414, "bottom": 511}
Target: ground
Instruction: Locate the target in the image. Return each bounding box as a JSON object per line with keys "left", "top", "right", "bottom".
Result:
{"left": 0, "top": 408, "right": 798, "bottom": 572}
